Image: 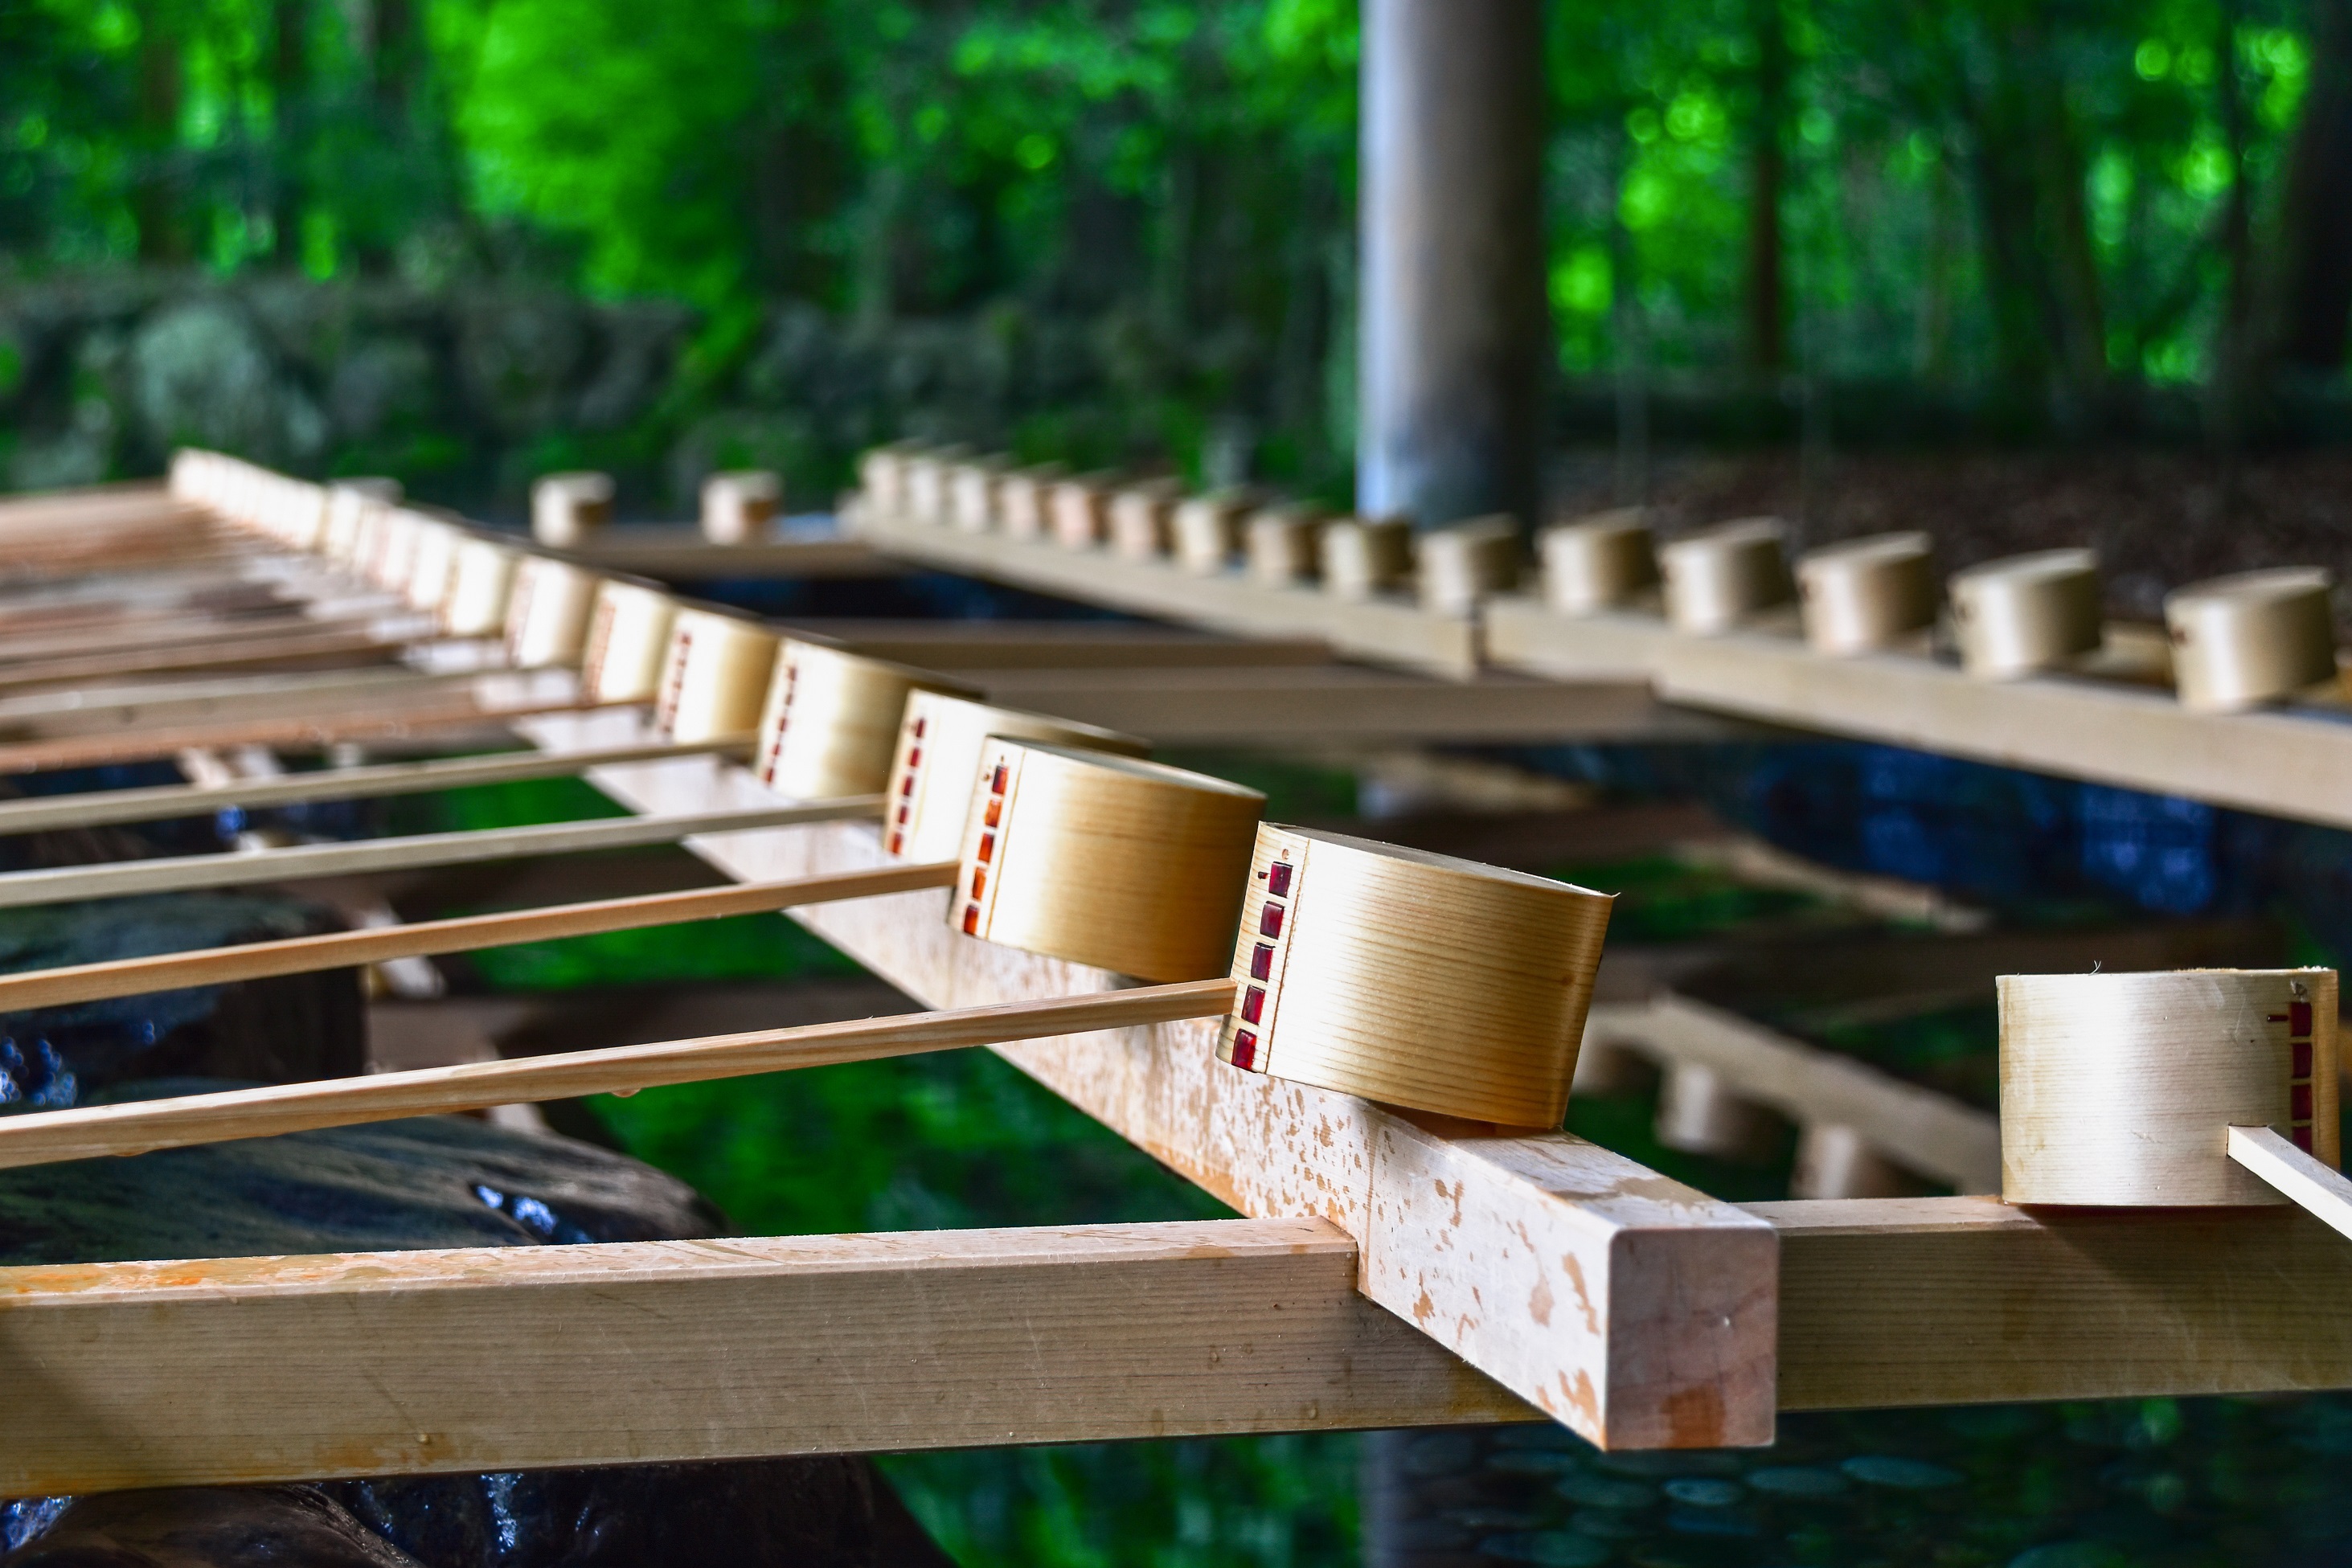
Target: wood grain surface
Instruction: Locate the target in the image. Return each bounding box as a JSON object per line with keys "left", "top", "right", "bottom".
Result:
{"left": 0, "top": 1218, "right": 1530, "bottom": 1495}
{"left": 1218, "top": 823, "right": 1611, "bottom": 1126}
{"left": 960, "top": 740, "right": 1265, "bottom": 984}
{"left": 2001, "top": 968, "right": 2341, "bottom": 1206}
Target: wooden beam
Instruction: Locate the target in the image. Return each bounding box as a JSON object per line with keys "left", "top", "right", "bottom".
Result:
{"left": 972, "top": 664, "right": 1740, "bottom": 745}
{"left": 1763, "top": 1196, "right": 2352, "bottom": 1409}
{"left": 0, "top": 795, "right": 882, "bottom": 907}
{"left": 781, "top": 618, "right": 1337, "bottom": 669}
{"left": 857, "top": 508, "right": 1489, "bottom": 678}
{"left": 527, "top": 709, "right": 1782, "bottom": 1451}
{"left": 1487, "top": 596, "right": 2352, "bottom": 833}
{"left": 556, "top": 528, "right": 906, "bottom": 579}
{"left": 0, "top": 1218, "right": 1533, "bottom": 1496}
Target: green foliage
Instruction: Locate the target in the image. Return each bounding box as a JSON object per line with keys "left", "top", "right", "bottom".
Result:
{"left": 3, "top": 0, "right": 2336, "bottom": 495}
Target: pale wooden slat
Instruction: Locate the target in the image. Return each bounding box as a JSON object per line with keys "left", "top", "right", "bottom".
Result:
{"left": 0, "top": 661, "right": 486, "bottom": 731}
{"left": 0, "top": 626, "right": 404, "bottom": 691}
{"left": 2228, "top": 1124, "right": 2352, "bottom": 1241}
{"left": 527, "top": 708, "right": 1782, "bottom": 1451}
{"left": 0, "top": 861, "right": 957, "bottom": 1012}
{"left": 0, "top": 1218, "right": 1534, "bottom": 1495}
{"left": 0, "top": 979, "right": 1232, "bottom": 1168}
{"left": 0, "top": 737, "right": 749, "bottom": 836}
{"left": 0, "top": 796, "right": 883, "bottom": 907}
{"left": 0, "top": 694, "right": 589, "bottom": 776}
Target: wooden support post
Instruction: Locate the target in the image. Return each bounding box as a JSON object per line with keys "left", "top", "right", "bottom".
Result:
{"left": 1359, "top": 0, "right": 1547, "bottom": 532}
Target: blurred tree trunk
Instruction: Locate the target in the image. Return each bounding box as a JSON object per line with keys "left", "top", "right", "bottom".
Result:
{"left": 2213, "top": 0, "right": 2251, "bottom": 514}
{"left": 369, "top": 0, "right": 416, "bottom": 114}
{"left": 2033, "top": 88, "right": 2107, "bottom": 393}
{"left": 1744, "top": 0, "right": 1788, "bottom": 377}
{"left": 1952, "top": 16, "right": 2105, "bottom": 399}
{"left": 130, "top": 0, "right": 186, "bottom": 263}
{"left": 270, "top": 0, "right": 307, "bottom": 264}
{"left": 353, "top": 0, "right": 418, "bottom": 273}
{"left": 2275, "top": 0, "right": 2352, "bottom": 371}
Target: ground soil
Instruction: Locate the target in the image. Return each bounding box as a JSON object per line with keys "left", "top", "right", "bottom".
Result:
{"left": 1551, "top": 447, "right": 2352, "bottom": 620}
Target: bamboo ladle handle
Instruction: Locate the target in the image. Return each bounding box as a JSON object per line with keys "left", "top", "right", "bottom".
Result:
{"left": 0, "top": 861, "right": 959, "bottom": 1013}
{"left": 0, "top": 736, "right": 752, "bottom": 837}
{"left": 0, "top": 980, "right": 1236, "bottom": 1170}
{"left": 2227, "top": 1124, "right": 2352, "bottom": 1243}
{"left": 0, "top": 797, "right": 885, "bottom": 910}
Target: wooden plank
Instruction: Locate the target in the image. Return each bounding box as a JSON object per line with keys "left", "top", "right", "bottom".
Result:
{"left": 558, "top": 527, "right": 907, "bottom": 579}
{"left": 856, "top": 509, "right": 1489, "bottom": 678}
{"left": 527, "top": 708, "right": 1782, "bottom": 1451}
{"left": 2227, "top": 1124, "right": 2352, "bottom": 1242}
{"left": 1762, "top": 1196, "right": 2352, "bottom": 1410}
{"left": 1481, "top": 596, "right": 1683, "bottom": 681}
{"left": 0, "top": 663, "right": 484, "bottom": 733}
{"left": 781, "top": 618, "right": 1337, "bottom": 669}
{"left": 1488, "top": 595, "right": 2352, "bottom": 832}
{"left": 0, "top": 672, "right": 588, "bottom": 773}
{"left": 972, "top": 664, "right": 1742, "bottom": 745}
{"left": 0, "top": 737, "right": 749, "bottom": 836}
{"left": 1584, "top": 997, "right": 2002, "bottom": 1194}
{"left": 0, "top": 700, "right": 585, "bottom": 776}
{"left": 0, "top": 605, "right": 367, "bottom": 665}
{"left": 0, "top": 1218, "right": 1533, "bottom": 1495}
{"left": 0, "top": 478, "right": 178, "bottom": 529}
{"left": 0, "top": 979, "right": 1229, "bottom": 1168}
{"left": 0, "top": 794, "right": 883, "bottom": 907}
{"left": 0, "top": 625, "right": 402, "bottom": 690}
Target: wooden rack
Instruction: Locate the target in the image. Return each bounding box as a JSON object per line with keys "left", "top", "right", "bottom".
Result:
{"left": 8, "top": 470, "right": 2352, "bottom": 1500}
{"left": 855, "top": 496, "right": 2352, "bottom": 832}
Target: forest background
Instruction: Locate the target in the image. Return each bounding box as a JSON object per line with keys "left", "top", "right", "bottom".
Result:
{"left": 2, "top": 0, "right": 2349, "bottom": 521}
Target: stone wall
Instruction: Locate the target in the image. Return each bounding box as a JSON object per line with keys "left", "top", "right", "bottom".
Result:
{"left": 0, "top": 273, "right": 1235, "bottom": 520}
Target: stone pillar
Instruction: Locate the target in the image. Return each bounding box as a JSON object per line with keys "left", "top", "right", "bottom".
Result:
{"left": 1358, "top": 0, "right": 1549, "bottom": 532}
